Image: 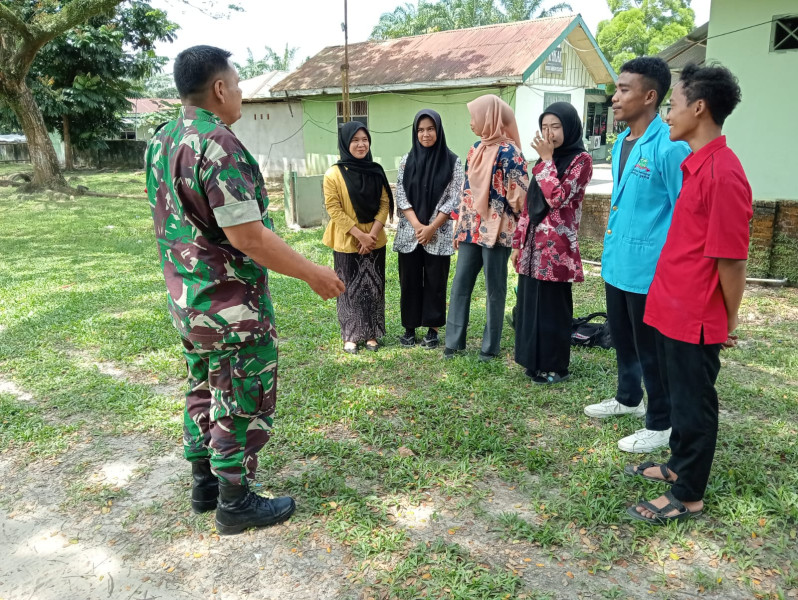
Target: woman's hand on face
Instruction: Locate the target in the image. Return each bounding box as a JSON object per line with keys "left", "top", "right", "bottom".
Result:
{"left": 531, "top": 130, "right": 555, "bottom": 162}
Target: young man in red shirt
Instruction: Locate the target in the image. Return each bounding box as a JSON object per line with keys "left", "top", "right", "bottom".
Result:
{"left": 625, "top": 63, "right": 753, "bottom": 524}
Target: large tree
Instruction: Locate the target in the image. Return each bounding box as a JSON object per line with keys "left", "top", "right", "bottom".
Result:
{"left": 0, "top": 0, "right": 124, "bottom": 188}
{"left": 596, "top": 0, "right": 695, "bottom": 72}
{"left": 370, "top": 0, "right": 572, "bottom": 40}
{"left": 15, "top": 2, "right": 178, "bottom": 169}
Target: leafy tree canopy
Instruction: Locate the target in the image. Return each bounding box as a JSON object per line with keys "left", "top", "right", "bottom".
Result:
{"left": 596, "top": 0, "right": 695, "bottom": 72}
{"left": 370, "top": 0, "right": 573, "bottom": 40}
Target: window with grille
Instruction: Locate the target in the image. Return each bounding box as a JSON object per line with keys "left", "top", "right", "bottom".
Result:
{"left": 543, "top": 92, "right": 571, "bottom": 110}
{"left": 771, "top": 15, "right": 798, "bottom": 51}
{"left": 337, "top": 100, "right": 368, "bottom": 128}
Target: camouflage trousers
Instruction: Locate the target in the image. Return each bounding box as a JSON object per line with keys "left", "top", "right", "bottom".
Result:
{"left": 181, "top": 335, "right": 277, "bottom": 486}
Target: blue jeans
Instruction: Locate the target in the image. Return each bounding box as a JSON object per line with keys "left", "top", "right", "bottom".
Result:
{"left": 445, "top": 242, "right": 511, "bottom": 356}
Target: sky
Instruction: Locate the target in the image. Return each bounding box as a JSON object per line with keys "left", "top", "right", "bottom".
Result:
{"left": 150, "top": 0, "right": 712, "bottom": 70}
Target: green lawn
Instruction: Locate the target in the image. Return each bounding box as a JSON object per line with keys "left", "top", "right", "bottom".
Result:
{"left": 1, "top": 165, "right": 796, "bottom": 599}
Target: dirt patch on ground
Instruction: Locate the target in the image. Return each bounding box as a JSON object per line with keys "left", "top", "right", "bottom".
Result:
{"left": 0, "top": 370, "right": 780, "bottom": 600}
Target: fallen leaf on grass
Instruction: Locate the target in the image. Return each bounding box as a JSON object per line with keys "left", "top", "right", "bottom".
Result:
{"left": 566, "top": 572, "right": 574, "bottom": 579}
{"left": 398, "top": 446, "right": 416, "bottom": 457}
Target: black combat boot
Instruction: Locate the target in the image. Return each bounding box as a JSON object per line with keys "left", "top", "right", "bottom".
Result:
{"left": 191, "top": 460, "right": 219, "bottom": 513}
{"left": 215, "top": 479, "right": 296, "bottom": 535}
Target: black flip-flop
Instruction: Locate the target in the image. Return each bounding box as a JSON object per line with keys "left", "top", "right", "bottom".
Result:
{"left": 532, "top": 371, "right": 570, "bottom": 385}
{"left": 624, "top": 461, "right": 675, "bottom": 485}
{"left": 626, "top": 490, "right": 702, "bottom": 525}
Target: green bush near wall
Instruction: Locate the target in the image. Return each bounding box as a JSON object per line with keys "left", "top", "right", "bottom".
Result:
{"left": 771, "top": 233, "right": 798, "bottom": 284}
{"left": 746, "top": 241, "right": 772, "bottom": 278}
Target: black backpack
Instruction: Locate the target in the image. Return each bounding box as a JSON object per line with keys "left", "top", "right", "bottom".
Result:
{"left": 571, "top": 312, "right": 614, "bottom": 349}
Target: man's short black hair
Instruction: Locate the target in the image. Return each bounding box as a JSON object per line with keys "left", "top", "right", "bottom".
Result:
{"left": 679, "top": 63, "right": 742, "bottom": 126}
{"left": 620, "top": 56, "right": 673, "bottom": 108}
{"left": 174, "top": 45, "right": 233, "bottom": 99}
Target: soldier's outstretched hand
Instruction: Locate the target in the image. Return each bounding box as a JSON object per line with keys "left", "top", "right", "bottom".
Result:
{"left": 308, "top": 265, "right": 345, "bottom": 300}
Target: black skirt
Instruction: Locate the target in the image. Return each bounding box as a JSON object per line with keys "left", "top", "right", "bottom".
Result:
{"left": 334, "top": 247, "right": 386, "bottom": 342}
{"left": 514, "top": 275, "right": 572, "bottom": 376}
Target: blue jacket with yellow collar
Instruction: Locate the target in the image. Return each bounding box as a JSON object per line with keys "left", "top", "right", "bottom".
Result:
{"left": 601, "top": 115, "right": 690, "bottom": 294}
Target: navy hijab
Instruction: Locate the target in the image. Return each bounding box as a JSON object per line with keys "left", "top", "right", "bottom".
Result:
{"left": 336, "top": 121, "right": 394, "bottom": 224}
{"left": 402, "top": 109, "right": 458, "bottom": 225}
{"left": 526, "top": 102, "right": 586, "bottom": 227}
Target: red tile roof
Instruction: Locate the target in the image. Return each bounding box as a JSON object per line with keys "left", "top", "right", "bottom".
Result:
{"left": 273, "top": 16, "right": 580, "bottom": 93}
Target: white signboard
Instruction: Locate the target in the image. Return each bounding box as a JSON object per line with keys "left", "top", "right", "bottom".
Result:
{"left": 545, "top": 46, "right": 563, "bottom": 74}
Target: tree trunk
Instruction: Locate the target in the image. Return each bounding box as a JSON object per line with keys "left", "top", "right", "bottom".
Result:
{"left": 1, "top": 79, "right": 66, "bottom": 189}
{"left": 63, "top": 114, "right": 74, "bottom": 171}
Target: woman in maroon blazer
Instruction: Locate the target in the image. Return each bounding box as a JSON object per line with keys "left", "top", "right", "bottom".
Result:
{"left": 511, "top": 102, "right": 593, "bottom": 384}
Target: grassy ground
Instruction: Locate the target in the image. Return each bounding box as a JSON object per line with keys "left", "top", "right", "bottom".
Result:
{"left": 1, "top": 164, "right": 796, "bottom": 600}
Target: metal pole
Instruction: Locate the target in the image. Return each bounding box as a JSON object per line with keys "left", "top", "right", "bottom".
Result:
{"left": 341, "top": 0, "right": 350, "bottom": 122}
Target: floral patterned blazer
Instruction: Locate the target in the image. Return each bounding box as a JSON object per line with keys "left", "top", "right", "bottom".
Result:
{"left": 452, "top": 141, "right": 528, "bottom": 249}
{"left": 513, "top": 152, "right": 593, "bottom": 283}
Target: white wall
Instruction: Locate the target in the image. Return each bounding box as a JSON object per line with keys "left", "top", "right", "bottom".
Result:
{"left": 232, "top": 101, "right": 307, "bottom": 178}
{"left": 515, "top": 84, "right": 586, "bottom": 161}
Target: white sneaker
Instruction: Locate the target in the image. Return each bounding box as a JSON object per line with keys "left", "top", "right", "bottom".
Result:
{"left": 617, "top": 428, "right": 672, "bottom": 453}
{"left": 584, "top": 398, "right": 646, "bottom": 419}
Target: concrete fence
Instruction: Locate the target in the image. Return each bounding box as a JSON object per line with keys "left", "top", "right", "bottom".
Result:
{"left": 580, "top": 194, "right": 798, "bottom": 283}
{"left": 0, "top": 143, "right": 30, "bottom": 163}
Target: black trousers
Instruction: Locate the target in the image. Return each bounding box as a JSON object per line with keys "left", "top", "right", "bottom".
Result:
{"left": 397, "top": 246, "right": 451, "bottom": 330}
{"left": 657, "top": 330, "right": 722, "bottom": 502}
{"left": 514, "top": 276, "right": 572, "bottom": 376}
{"left": 605, "top": 283, "right": 669, "bottom": 431}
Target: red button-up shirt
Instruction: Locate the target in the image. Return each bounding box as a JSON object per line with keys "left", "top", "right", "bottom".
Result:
{"left": 644, "top": 136, "right": 753, "bottom": 345}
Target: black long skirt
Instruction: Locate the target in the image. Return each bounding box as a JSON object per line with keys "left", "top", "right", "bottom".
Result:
{"left": 514, "top": 275, "right": 573, "bottom": 376}
{"left": 334, "top": 247, "right": 386, "bottom": 342}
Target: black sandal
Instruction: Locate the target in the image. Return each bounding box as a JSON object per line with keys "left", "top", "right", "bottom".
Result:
{"left": 626, "top": 490, "right": 702, "bottom": 525}
{"left": 624, "top": 461, "right": 675, "bottom": 484}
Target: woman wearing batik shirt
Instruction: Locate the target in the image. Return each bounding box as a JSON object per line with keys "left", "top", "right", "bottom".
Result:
{"left": 512, "top": 102, "right": 593, "bottom": 384}
{"left": 394, "top": 109, "right": 464, "bottom": 349}
{"left": 444, "top": 95, "right": 528, "bottom": 361}
{"left": 323, "top": 121, "right": 394, "bottom": 354}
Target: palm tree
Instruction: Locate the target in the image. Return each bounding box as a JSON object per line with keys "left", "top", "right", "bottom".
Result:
{"left": 371, "top": 2, "right": 433, "bottom": 39}
{"left": 500, "top": 0, "right": 573, "bottom": 21}
{"left": 370, "top": 0, "right": 574, "bottom": 40}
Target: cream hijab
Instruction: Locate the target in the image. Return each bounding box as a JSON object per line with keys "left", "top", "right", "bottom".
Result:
{"left": 466, "top": 95, "right": 523, "bottom": 218}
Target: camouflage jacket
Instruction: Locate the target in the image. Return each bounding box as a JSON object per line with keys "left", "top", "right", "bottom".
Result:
{"left": 145, "top": 105, "right": 276, "bottom": 345}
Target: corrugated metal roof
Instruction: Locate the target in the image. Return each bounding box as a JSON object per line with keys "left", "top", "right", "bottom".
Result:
{"left": 127, "top": 98, "right": 179, "bottom": 113}
{"left": 239, "top": 70, "right": 290, "bottom": 100}
{"left": 273, "top": 15, "right": 604, "bottom": 94}
{"left": 658, "top": 22, "right": 708, "bottom": 71}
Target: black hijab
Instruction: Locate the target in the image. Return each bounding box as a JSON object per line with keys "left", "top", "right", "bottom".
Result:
{"left": 336, "top": 121, "right": 394, "bottom": 224}
{"left": 402, "top": 109, "right": 458, "bottom": 225}
{"left": 525, "top": 102, "right": 586, "bottom": 227}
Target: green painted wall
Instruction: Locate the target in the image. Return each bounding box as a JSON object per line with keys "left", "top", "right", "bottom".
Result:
{"left": 300, "top": 87, "right": 517, "bottom": 177}
{"left": 706, "top": 0, "right": 798, "bottom": 200}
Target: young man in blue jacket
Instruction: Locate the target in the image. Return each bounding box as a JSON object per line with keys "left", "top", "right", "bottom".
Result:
{"left": 584, "top": 57, "right": 690, "bottom": 453}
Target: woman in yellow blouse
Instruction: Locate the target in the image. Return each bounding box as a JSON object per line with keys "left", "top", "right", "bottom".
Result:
{"left": 323, "top": 121, "right": 394, "bottom": 354}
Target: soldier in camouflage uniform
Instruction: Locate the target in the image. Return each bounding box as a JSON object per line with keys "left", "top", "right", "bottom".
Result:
{"left": 146, "top": 45, "right": 344, "bottom": 535}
